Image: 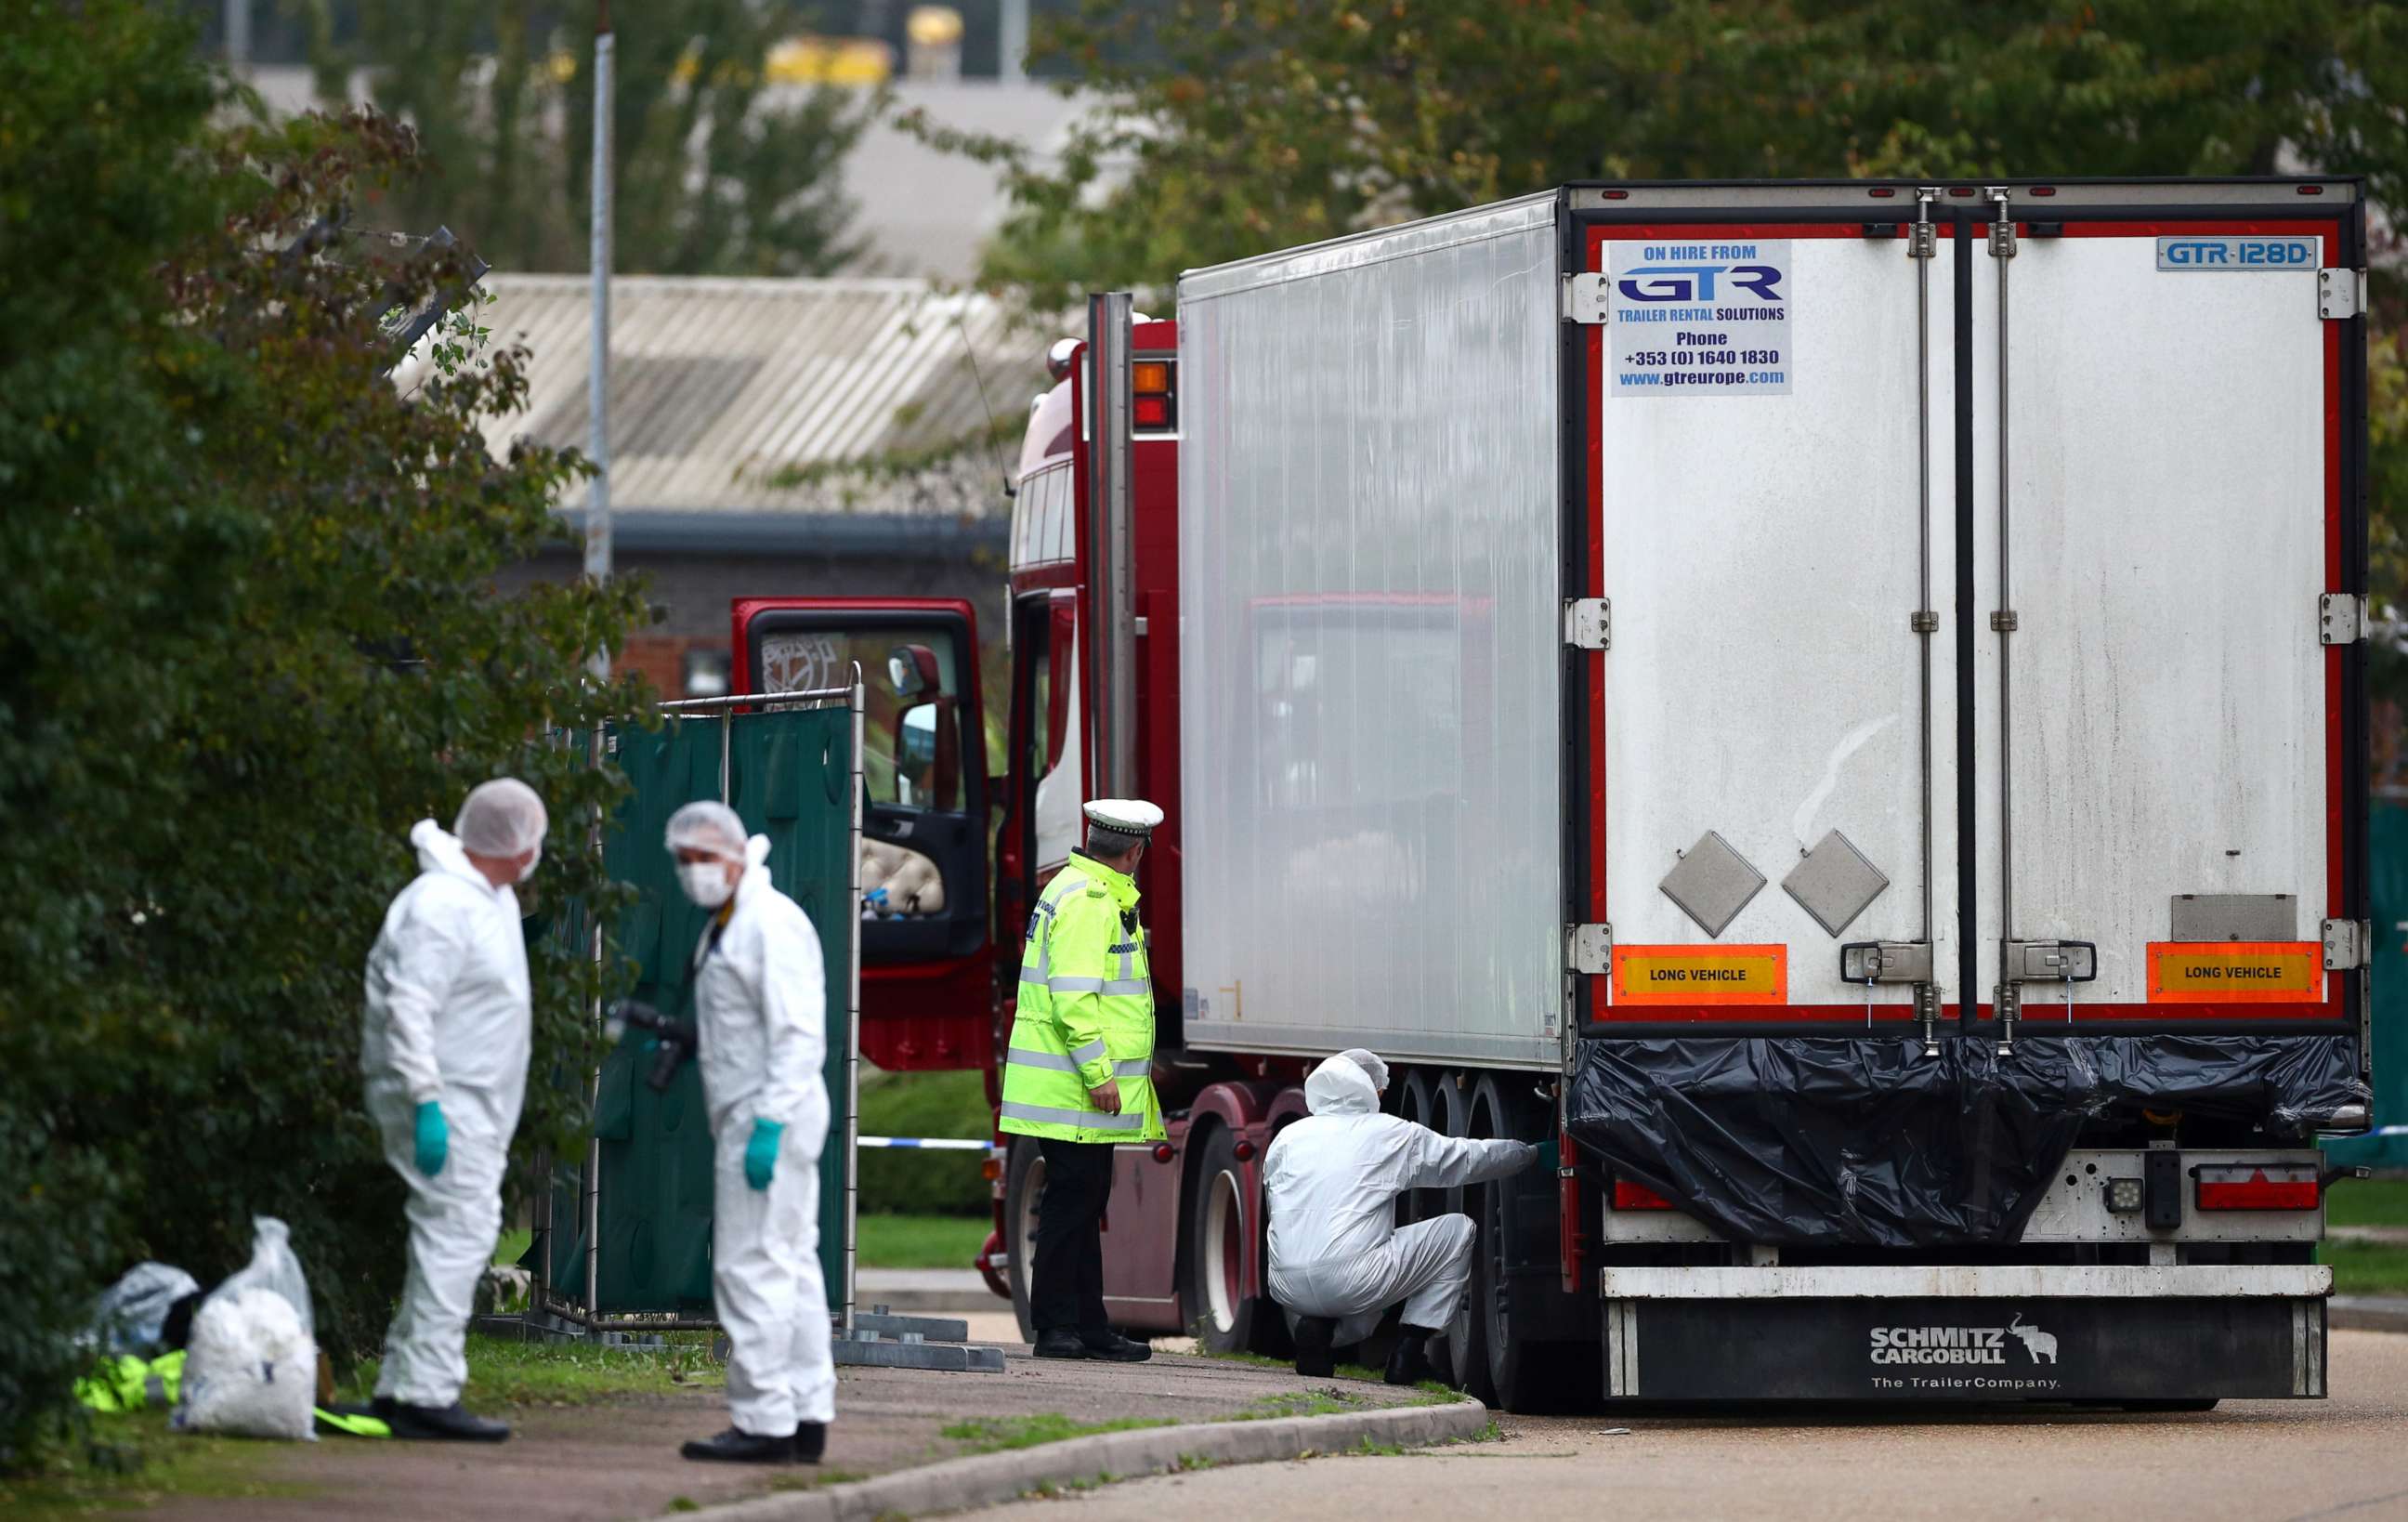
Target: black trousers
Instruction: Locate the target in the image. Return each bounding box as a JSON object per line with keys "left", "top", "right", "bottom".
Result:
{"left": 1031, "top": 1137, "right": 1117, "bottom": 1335}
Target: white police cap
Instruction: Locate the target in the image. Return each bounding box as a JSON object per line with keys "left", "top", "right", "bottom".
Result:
{"left": 1082, "top": 799, "right": 1163, "bottom": 838}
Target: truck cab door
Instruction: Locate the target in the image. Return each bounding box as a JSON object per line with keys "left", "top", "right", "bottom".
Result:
{"left": 733, "top": 597, "right": 995, "bottom": 1069}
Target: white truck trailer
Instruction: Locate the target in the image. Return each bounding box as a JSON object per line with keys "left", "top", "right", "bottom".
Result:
{"left": 1171, "top": 178, "right": 2374, "bottom": 1406}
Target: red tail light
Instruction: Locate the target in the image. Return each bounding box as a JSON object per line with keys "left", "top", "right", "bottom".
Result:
{"left": 1610, "top": 1178, "right": 1674, "bottom": 1211}
{"left": 2194, "top": 1163, "right": 2319, "bottom": 1211}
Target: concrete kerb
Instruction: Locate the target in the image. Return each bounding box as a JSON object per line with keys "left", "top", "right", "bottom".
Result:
{"left": 689, "top": 1395, "right": 1492, "bottom": 1521}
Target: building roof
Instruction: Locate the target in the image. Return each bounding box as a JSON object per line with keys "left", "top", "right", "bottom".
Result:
{"left": 466, "top": 274, "right": 1038, "bottom": 517}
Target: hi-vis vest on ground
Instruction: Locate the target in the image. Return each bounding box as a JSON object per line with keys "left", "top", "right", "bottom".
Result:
{"left": 1000, "top": 854, "right": 1163, "bottom": 1143}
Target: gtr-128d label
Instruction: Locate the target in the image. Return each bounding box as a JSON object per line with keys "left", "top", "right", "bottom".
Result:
{"left": 1608, "top": 239, "right": 1793, "bottom": 397}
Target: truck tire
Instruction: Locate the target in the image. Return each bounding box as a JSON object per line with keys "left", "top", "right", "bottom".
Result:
{"left": 1396, "top": 1069, "right": 1440, "bottom": 1227}
{"left": 1003, "top": 1137, "right": 1045, "bottom": 1345}
{"left": 1184, "top": 1123, "right": 1278, "bottom": 1356}
{"left": 1470, "top": 1073, "right": 1583, "bottom": 1413}
{"left": 1435, "top": 1071, "right": 1498, "bottom": 1405}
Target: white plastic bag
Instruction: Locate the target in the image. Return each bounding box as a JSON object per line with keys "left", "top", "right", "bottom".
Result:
{"left": 172, "top": 1217, "right": 318, "bottom": 1441}
{"left": 89, "top": 1262, "right": 201, "bottom": 1355}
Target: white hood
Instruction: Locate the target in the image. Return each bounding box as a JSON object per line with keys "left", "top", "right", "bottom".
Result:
{"left": 410, "top": 818, "right": 491, "bottom": 894}
{"left": 1303, "top": 1054, "right": 1380, "bottom": 1117}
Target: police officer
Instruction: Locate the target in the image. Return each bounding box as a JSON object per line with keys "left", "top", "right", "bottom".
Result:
{"left": 1000, "top": 800, "right": 1164, "bottom": 1361}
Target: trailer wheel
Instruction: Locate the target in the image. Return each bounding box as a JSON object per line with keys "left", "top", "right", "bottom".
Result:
{"left": 1396, "top": 1069, "right": 1440, "bottom": 1227}
{"left": 1003, "top": 1137, "right": 1045, "bottom": 1345}
{"left": 1470, "top": 1074, "right": 1582, "bottom": 1413}
{"left": 1435, "top": 1071, "right": 1498, "bottom": 1405}
{"left": 1184, "top": 1124, "right": 1274, "bottom": 1355}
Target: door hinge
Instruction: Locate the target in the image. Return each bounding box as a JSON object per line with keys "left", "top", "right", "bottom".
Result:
{"left": 1839, "top": 940, "right": 1932, "bottom": 984}
{"left": 1564, "top": 272, "right": 1609, "bottom": 326}
{"left": 2318, "top": 268, "right": 2367, "bottom": 321}
{"left": 1986, "top": 188, "right": 2017, "bottom": 259}
{"left": 1564, "top": 597, "right": 1611, "bottom": 650}
{"left": 1567, "top": 923, "right": 1613, "bottom": 977}
{"left": 2323, "top": 919, "right": 2369, "bottom": 971}
{"left": 2320, "top": 592, "right": 2366, "bottom": 646}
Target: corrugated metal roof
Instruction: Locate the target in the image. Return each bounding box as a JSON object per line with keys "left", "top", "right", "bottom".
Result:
{"left": 473, "top": 274, "right": 1035, "bottom": 515}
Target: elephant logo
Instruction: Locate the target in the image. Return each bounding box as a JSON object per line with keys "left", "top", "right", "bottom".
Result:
{"left": 2007, "top": 1313, "right": 2059, "bottom": 1365}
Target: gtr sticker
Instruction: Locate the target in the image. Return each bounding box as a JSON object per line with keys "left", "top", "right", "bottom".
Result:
{"left": 2145, "top": 941, "right": 2321, "bottom": 1004}
{"left": 1611, "top": 945, "right": 1787, "bottom": 1005}
{"left": 1608, "top": 239, "right": 1793, "bottom": 397}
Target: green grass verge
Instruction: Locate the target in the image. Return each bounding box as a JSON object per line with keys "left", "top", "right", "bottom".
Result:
{"left": 348, "top": 1332, "right": 723, "bottom": 1408}
{"left": 2321, "top": 1238, "right": 2408, "bottom": 1295}
{"left": 940, "top": 1413, "right": 1176, "bottom": 1453}
{"left": 2326, "top": 1176, "right": 2408, "bottom": 1229}
{"left": 856, "top": 1212, "right": 989, "bottom": 1269}
{"left": 0, "top": 1409, "right": 301, "bottom": 1520}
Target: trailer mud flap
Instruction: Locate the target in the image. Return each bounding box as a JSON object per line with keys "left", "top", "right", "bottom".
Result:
{"left": 1602, "top": 1294, "right": 2324, "bottom": 1401}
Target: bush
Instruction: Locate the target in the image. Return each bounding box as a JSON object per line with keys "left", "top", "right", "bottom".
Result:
{"left": 855, "top": 1068, "right": 994, "bottom": 1217}
{"left": 0, "top": 0, "right": 645, "bottom": 1467}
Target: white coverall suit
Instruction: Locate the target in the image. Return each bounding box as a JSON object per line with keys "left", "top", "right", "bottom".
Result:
{"left": 695, "top": 835, "right": 836, "bottom": 1436}
{"left": 1264, "top": 1055, "right": 1535, "bottom": 1347}
{"left": 361, "top": 820, "right": 531, "bottom": 1407}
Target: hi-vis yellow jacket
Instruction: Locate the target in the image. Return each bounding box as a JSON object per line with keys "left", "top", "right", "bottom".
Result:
{"left": 998, "top": 853, "right": 1163, "bottom": 1143}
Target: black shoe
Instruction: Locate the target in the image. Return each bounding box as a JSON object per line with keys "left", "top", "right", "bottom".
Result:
{"left": 1032, "top": 1329, "right": 1090, "bottom": 1359}
{"left": 681, "top": 1426, "right": 797, "bottom": 1463}
{"left": 1080, "top": 1331, "right": 1152, "bottom": 1363}
{"left": 1292, "top": 1316, "right": 1337, "bottom": 1379}
{"left": 1385, "top": 1325, "right": 1437, "bottom": 1387}
{"left": 793, "top": 1423, "right": 827, "bottom": 1463}
{"left": 371, "top": 1397, "right": 511, "bottom": 1443}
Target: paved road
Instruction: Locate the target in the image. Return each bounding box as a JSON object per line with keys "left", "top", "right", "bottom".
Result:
{"left": 959, "top": 1330, "right": 2408, "bottom": 1522}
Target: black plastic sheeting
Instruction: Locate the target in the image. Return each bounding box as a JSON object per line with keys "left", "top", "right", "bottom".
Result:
{"left": 1565, "top": 1035, "right": 2370, "bottom": 1249}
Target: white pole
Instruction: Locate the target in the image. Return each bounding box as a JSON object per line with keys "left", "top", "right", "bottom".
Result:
{"left": 844, "top": 672, "right": 865, "bottom": 1333}
{"left": 999, "top": 0, "right": 1027, "bottom": 85}
{"left": 583, "top": 8, "right": 615, "bottom": 674}
{"left": 582, "top": 5, "right": 614, "bottom": 1332}
{"left": 224, "top": 0, "right": 250, "bottom": 68}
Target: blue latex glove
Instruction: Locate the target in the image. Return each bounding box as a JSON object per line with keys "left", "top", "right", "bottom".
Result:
{"left": 744, "top": 1119, "right": 783, "bottom": 1191}
{"left": 1533, "top": 1139, "right": 1561, "bottom": 1174}
{"left": 413, "top": 1101, "right": 449, "bottom": 1178}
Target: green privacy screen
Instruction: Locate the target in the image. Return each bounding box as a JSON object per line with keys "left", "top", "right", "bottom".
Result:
{"left": 2326, "top": 799, "right": 2407, "bottom": 1170}
{"left": 542, "top": 704, "right": 856, "bottom": 1314}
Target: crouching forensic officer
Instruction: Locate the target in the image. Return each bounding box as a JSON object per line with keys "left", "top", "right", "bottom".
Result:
{"left": 999, "top": 800, "right": 1164, "bottom": 1362}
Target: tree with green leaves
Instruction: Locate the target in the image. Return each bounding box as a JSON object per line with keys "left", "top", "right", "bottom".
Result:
{"left": 295, "top": 0, "right": 870, "bottom": 275}
{"left": 939, "top": 0, "right": 2403, "bottom": 305}
{"left": 0, "top": 0, "right": 648, "bottom": 1466}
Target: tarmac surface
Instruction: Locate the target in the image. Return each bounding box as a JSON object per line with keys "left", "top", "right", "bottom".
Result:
{"left": 953, "top": 1330, "right": 2408, "bottom": 1522}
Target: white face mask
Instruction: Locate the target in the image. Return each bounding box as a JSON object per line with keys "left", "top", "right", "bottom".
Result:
{"left": 517, "top": 846, "right": 543, "bottom": 883}
{"left": 678, "top": 860, "right": 735, "bottom": 909}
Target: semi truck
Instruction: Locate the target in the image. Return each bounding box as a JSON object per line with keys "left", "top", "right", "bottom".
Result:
{"left": 735, "top": 177, "right": 2376, "bottom": 1410}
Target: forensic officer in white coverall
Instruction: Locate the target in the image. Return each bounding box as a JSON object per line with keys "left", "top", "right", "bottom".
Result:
{"left": 1264, "top": 1050, "right": 1538, "bottom": 1384}
{"left": 665, "top": 801, "right": 836, "bottom": 1465}
{"left": 360, "top": 779, "right": 548, "bottom": 1442}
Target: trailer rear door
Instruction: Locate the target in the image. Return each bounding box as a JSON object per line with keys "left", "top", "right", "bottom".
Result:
{"left": 1969, "top": 204, "right": 2362, "bottom": 1032}
{"left": 1572, "top": 202, "right": 1959, "bottom": 1030}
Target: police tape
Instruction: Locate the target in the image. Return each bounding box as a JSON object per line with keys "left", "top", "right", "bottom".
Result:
{"left": 857, "top": 1135, "right": 994, "bottom": 1150}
